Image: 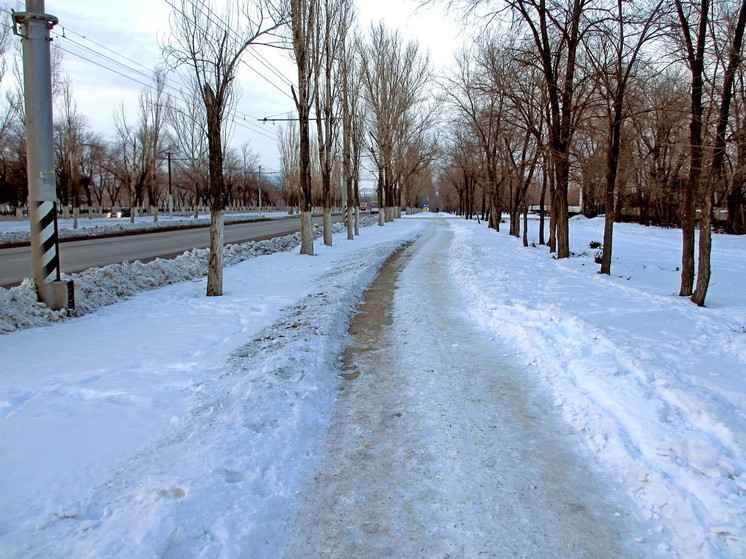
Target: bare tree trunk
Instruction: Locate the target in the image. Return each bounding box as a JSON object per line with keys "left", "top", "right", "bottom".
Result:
{"left": 691, "top": 189, "right": 713, "bottom": 305}
{"left": 377, "top": 166, "right": 385, "bottom": 226}
{"left": 675, "top": 0, "right": 709, "bottom": 296}
{"left": 291, "top": 0, "right": 315, "bottom": 255}
{"left": 600, "top": 102, "right": 623, "bottom": 275}
{"left": 692, "top": 0, "right": 746, "bottom": 305}
{"left": 323, "top": 208, "right": 332, "bottom": 244}
{"left": 301, "top": 209, "right": 313, "bottom": 254}
{"left": 205, "top": 85, "right": 225, "bottom": 296}
{"left": 539, "top": 162, "right": 547, "bottom": 245}
{"left": 207, "top": 207, "right": 223, "bottom": 296}
{"left": 548, "top": 156, "right": 557, "bottom": 252}
{"left": 342, "top": 45, "right": 354, "bottom": 241}
{"left": 522, "top": 200, "right": 529, "bottom": 246}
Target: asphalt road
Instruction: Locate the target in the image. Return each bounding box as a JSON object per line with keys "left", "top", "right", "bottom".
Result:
{"left": 0, "top": 216, "right": 333, "bottom": 288}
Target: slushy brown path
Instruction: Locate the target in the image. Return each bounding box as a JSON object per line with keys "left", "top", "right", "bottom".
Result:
{"left": 282, "top": 218, "right": 661, "bottom": 558}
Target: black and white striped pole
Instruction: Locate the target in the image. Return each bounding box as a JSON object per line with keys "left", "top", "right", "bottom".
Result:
{"left": 13, "top": 0, "right": 73, "bottom": 309}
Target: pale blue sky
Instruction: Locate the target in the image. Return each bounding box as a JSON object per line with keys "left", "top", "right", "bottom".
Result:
{"left": 38, "top": 0, "right": 461, "bottom": 170}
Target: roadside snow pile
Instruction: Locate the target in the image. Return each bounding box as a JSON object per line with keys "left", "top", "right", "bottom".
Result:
{"left": 0, "top": 212, "right": 279, "bottom": 246}
{"left": 449, "top": 217, "right": 746, "bottom": 559}
{"left": 0, "top": 220, "right": 372, "bottom": 334}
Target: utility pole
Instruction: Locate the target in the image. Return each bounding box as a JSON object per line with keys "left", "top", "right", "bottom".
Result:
{"left": 167, "top": 151, "right": 173, "bottom": 217}
{"left": 13, "top": 1, "right": 73, "bottom": 309}
{"left": 258, "top": 164, "right": 262, "bottom": 210}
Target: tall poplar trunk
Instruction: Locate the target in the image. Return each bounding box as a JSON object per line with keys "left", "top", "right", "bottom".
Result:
{"left": 342, "top": 48, "right": 354, "bottom": 241}
{"left": 377, "top": 166, "right": 385, "bottom": 226}
{"left": 291, "top": 0, "right": 314, "bottom": 255}
{"left": 207, "top": 208, "right": 224, "bottom": 296}
{"left": 204, "top": 85, "right": 225, "bottom": 297}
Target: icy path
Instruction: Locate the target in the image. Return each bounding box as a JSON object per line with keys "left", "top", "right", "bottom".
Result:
{"left": 283, "top": 219, "right": 660, "bottom": 558}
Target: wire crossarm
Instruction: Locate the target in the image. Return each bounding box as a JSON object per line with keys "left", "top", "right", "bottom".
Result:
{"left": 11, "top": 10, "right": 58, "bottom": 38}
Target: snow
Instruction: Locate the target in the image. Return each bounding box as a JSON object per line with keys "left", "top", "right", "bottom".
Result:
{"left": 0, "top": 213, "right": 744, "bottom": 557}
{"left": 449, "top": 216, "right": 746, "bottom": 557}
{"left": 282, "top": 219, "right": 663, "bottom": 558}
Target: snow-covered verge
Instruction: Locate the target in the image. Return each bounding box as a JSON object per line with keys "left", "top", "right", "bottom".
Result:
{"left": 449, "top": 216, "right": 746, "bottom": 558}
{"left": 0, "top": 211, "right": 286, "bottom": 246}
{"left": 2, "top": 213, "right": 744, "bottom": 558}
{"left": 0, "top": 219, "right": 374, "bottom": 334}
{"left": 0, "top": 217, "right": 428, "bottom": 557}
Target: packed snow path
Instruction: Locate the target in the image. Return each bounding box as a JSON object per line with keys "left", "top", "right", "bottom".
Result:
{"left": 283, "top": 219, "right": 659, "bottom": 558}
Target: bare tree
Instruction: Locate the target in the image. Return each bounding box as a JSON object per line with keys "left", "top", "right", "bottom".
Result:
{"left": 340, "top": 33, "right": 359, "bottom": 239}
{"left": 442, "top": 124, "right": 484, "bottom": 218}
{"left": 673, "top": 0, "right": 746, "bottom": 305}
{"left": 289, "top": 0, "right": 317, "bottom": 254}
{"left": 585, "top": 0, "right": 665, "bottom": 274}
{"left": 673, "top": 0, "right": 710, "bottom": 297}
{"left": 168, "top": 82, "right": 209, "bottom": 216}
{"left": 729, "top": 65, "right": 746, "bottom": 234}
{"left": 445, "top": 45, "right": 506, "bottom": 230}
{"left": 139, "top": 69, "right": 169, "bottom": 222}
{"left": 628, "top": 70, "right": 689, "bottom": 227}
{"left": 360, "top": 24, "right": 432, "bottom": 226}
{"left": 54, "top": 77, "right": 86, "bottom": 215}
{"left": 279, "top": 122, "right": 301, "bottom": 212}
{"left": 312, "top": 0, "right": 353, "bottom": 245}
{"left": 166, "top": 0, "right": 284, "bottom": 295}
{"left": 0, "top": 14, "right": 26, "bottom": 214}
{"left": 111, "top": 102, "right": 145, "bottom": 221}
{"left": 498, "top": 0, "right": 598, "bottom": 257}
{"left": 343, "top": 34, "right": 366, "bottom": 236}
{"left": 692, "top": 0, "right": 746, "bottom": 305}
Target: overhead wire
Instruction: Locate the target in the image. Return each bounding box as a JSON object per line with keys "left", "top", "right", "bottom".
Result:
{"left": 49, "top": 25, "right": 266, "bottom": 121}
{"left": 0, "top": 5, "right": 284, "bottom": 142}
{"left": 162, "top": 0, "right": 296, "bottom": 102}
{"left": 51, "top": 37, "right": 278, "bottom": 141}
{"left": 182, "top": 0, "right": 296, "bottom": 88}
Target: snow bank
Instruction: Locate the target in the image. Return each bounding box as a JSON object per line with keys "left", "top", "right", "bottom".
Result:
{"left": 449, "top": 217, "right": 746, "bottom": 558}
{"left": 0, "top": 220, "right": 373, "bottom": 334}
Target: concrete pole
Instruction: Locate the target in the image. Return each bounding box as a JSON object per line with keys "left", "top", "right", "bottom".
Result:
{"left": 13, "top": 1, "right": 72, "bottom": 309}
{"left": 167, "top": 151, "right": 174, "bottom": 217}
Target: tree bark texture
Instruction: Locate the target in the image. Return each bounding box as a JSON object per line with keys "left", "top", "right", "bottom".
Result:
{"left": 675, "top": 0, "right": 709, "bottom": 297}
{"left": 692, "top": 0, "right": 746, "bottom": 305}
{"left": 206, "top": 207, "right": 224, "bottom": 296}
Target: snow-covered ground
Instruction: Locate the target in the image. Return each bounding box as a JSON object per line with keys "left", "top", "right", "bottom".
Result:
{"left": 451, "top": 216, "right": 746, "bottom": 558}
{"left": 0, "top": 214, "right": 744, "bottom": 557}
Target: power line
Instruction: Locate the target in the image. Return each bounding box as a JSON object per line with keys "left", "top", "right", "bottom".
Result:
{"left": 184, "top": 0, "right": 295, "bottom": 87}
{"left": 54, "top": 34, "right": 155, "bottom": 85}
{"left": 2, "top": 6, "right": 285, "bottom": 143}
{"left": 53, "top": 44, "right": 155, "bottom": 91}
{"left": 59, "top": 25, "right": 156, "bottom": 77}
{"left": 53, "top": 43, "right": 277, "bottom": 140}
{"left": 49, "top": 35, "right": 279, "bottom": 140}
{"left": 163, "top": 0, "right": 296, "bottom": 101}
